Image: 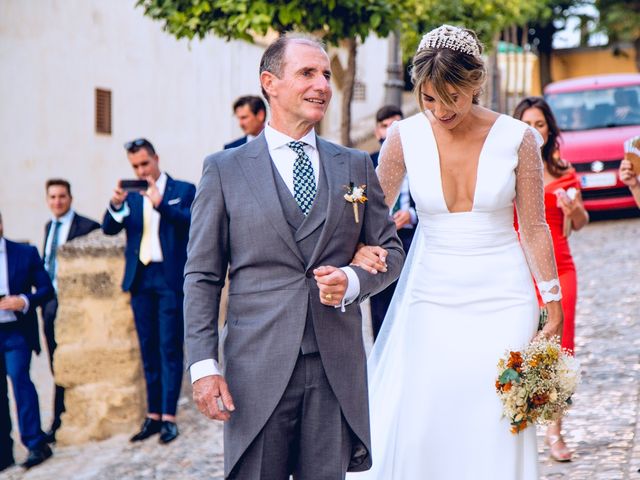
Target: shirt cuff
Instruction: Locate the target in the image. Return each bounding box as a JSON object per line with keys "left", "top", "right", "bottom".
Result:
{"left": 190, "top": 358, "right": 222, "bottom": 383}
{"left": 336, "top": 266, "right": 360, "bottom": 312}
{"left": 19, "top": 295, "right": 30, "bottom": 314}
{"left": 108, "top": 202, "right": 130, "bottom": 223}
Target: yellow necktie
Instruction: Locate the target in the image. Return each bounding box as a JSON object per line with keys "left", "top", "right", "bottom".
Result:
{"left": 139, "top": 199, "right": 152, "bottom": 265}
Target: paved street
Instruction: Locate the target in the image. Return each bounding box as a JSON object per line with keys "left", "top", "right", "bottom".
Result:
{"left": 1, "top": 216, "right": 639, "bottom": 479}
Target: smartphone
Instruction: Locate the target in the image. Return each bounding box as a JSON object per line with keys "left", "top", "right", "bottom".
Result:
{"left": 120, "top": 179, "right": 149, "bottom": 192}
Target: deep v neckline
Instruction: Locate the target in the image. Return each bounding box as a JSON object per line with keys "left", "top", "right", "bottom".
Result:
{"left": 426, "top": 113, "right": 504, "bottom": 214}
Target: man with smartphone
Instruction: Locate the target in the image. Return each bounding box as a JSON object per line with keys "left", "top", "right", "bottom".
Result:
{"left": 41, "top": 178, "right": 100, "bottom": 443}
{"left": 102, "top": 138, "right": 195, "bottom": 445}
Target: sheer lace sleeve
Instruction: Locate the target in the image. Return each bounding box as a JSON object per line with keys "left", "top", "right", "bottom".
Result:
{"left": 376, "top": 123, "right": 407, "bottom": 209}
{"left": 515, "top": 128, "right": 562, "bottom": 304}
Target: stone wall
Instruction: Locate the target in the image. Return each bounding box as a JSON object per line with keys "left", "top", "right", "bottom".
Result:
{"left": 53, "top": 230, "right": 145, "bottom": 445}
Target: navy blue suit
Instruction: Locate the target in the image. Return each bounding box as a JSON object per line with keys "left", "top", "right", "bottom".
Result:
{"left": 224, "top": 136, "right": 248, "bottom": 150}
{"left": 0, "top": 353, "right": 12, "bottom": 467}
{"left": 102, "top": 175, "right": 195, "bottom": 415}
{"left": 1, "top": 240, "right": 54, "bottom": 451}
{"left": 42, "top": 212, "right": 100, "bottom": 431}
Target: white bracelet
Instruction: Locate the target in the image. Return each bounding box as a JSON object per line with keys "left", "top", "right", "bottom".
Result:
{"left": 538, "top": 279, "right": 562, "bottom": 303}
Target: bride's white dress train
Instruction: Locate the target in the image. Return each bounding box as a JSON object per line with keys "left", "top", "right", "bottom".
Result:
{"left": 350, "top": 113, "right": 559, "bottom": 480}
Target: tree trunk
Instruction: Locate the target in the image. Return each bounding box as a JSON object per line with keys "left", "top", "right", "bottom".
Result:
{"left": 341, "top": 38, "right": 357, "bottom": 147}
{"left": 536, "top": 21, "right": 556, "bottom": 90}
{"left": 635, "top": 36, "right": 640, "bottom": 72}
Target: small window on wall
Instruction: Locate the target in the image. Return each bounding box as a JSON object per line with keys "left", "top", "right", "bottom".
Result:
{"left": 353, "top": 81, "right": 366, "bottom": 102}
{"left": 95, "top": 88, "right": 112, "bottom": 135}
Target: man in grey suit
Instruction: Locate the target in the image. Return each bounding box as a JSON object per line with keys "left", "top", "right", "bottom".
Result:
{"left": 184, "top": 35, "right": 405, "bottom": 479}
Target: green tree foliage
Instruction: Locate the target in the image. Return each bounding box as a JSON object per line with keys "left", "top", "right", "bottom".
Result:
{"left": 596, "top": 0, "right": 640, "bottom": 71}
{"left": 399, "top": 0, "right": 547, "bottom": 62}
{"left": 136, "top": 0, "right": 404, "bottom": 146}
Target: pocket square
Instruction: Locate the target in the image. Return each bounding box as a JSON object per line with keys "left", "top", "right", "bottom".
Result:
{"left": 168, "top": 198, "right": 181, "bottom": 205}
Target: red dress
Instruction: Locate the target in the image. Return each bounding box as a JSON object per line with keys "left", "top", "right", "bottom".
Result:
{"left": 543, "top": 171, "right": 580, "bottom": 353}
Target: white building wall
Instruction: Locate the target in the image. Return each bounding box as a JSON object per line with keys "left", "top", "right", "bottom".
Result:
{"left": 0, "top": 0, "right": 388, "bottom": 246}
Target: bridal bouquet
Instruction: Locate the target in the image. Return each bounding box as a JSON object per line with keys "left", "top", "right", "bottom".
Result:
{"left": 495, "top": 337, "right": 580, "bottom": 434}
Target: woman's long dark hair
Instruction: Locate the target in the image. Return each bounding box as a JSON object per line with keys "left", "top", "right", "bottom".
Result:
{"left": 513, "top": 96, "right": 568, "bottom": 177}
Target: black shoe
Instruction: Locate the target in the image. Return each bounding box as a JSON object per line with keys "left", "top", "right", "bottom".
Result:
{"left": 45, "top": 417, "right": 62, "bottom": 443}
{"left": 159, "top": 421, "right": 179, "bottom": 444}
{"left": 0, "top": 457, "right": 15, "bottom": 472}
{"left": 21, "top": 444, "right": 52, "bottom": 469}
{"left": 130, "top": 418, "right": 162, "bottom": 442}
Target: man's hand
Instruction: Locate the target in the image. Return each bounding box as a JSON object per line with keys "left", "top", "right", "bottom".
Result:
{"left": 111, "top": 184, "right": 128, "bottom": 210}
{"left": 619, "top": 159, "right": 639, "bottom": 188}
{"left": 393, "top": 210, "right": 411, "bottom": 230}
{"left": 350, "top": 244, "right": 387, "bottom": 275}
{"left": 0, "top": 295, "right": 26, "bottom": 312}
{"left": 193, "top": 374, "right": 235, "bottom": 421}
{"left": 143, "top": 176, "right": 163, "bottom": 208}
{"left": 314, "top": 266, "right": 348, "bottom": 306}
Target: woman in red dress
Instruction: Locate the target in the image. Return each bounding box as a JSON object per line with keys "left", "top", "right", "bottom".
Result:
{"left": 514, "top": 97, "right": 589, "bottom": 462}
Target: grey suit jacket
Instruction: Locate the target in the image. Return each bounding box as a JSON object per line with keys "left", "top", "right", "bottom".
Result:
{"left": 184, "top": 133, "right": 404, "bottom": 476}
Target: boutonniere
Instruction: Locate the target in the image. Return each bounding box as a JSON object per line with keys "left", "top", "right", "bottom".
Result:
{"left": 344, "top": 183, "right": 367, "bottom": 223}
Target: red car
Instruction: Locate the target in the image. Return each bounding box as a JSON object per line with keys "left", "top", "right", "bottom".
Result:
{"left": 544, "top": 73, "right": 640, "bottom": 211}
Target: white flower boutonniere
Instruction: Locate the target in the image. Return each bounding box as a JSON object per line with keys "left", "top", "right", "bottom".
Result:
{"left": 344, "top": 183, "right": 367, "bottom": 223}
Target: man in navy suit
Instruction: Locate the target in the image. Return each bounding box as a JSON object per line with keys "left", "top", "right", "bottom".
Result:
{"left": 102, "top": 138, "right": 195, "bottom": 444}
{"left": 0, "top": 211, "right": 55, "bottom": 469}
{"left": 223, "top": 95, "right": 267, "bottom": 149}
{"left": 41, "top": 178, "right": 100, "bottom": 442}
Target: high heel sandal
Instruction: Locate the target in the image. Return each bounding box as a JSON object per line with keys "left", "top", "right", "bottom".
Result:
{"left": 546, "top": 434, "right": 572, "bottom": 462}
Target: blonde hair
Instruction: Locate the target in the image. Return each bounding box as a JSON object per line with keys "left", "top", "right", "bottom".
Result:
{"left": 411, "top": 27, "right": 486, "bottom": 112}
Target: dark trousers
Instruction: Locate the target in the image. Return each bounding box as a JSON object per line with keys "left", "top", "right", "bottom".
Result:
{"left": 0, "top": 328, "right": 44, "bottom": 450}
{"left": 0, "top": 353, "right": 13, "bottom": 463}
{"left": 42, "top": 298, "right": 65, "bottom": 429}
{"left": 370, "top": 228, "right": 415, "bottom": 340}
{"left": 229, "top": 353, "right": 353, "bottom": 480}
{"left": 130, "top": 262, "right": 184, "bottom": 416}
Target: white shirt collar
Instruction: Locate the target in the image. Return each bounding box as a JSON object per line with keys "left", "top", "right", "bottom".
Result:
{"left": 0, "top": 238, "right": 5, "bottom": 253}
{"left": 264, "top": 124, "right": 317, "bottom": 151}
{"left": 51, "top": 208, "right": 75, "bottom": 225}
{"left": 156, "top": 171, "right": 168, "bottom": 194}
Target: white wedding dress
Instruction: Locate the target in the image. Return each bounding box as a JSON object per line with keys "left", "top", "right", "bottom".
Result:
{"left": 350, "top": 112, "right": 560, "bottom": 480}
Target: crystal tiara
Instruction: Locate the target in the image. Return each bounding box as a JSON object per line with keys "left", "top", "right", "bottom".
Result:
{"left": 417, "top": 24, "right": 481, "bottom": 59}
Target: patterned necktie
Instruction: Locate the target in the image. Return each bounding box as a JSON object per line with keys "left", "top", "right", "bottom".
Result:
{"left": 139, "top": 198, "right": 152, "bottom": 265}
{"left": 287, "top": 141, "right": 317, "bottom": 215}
{"left": 46, "top": 221, "right": 62, "bottom": 281}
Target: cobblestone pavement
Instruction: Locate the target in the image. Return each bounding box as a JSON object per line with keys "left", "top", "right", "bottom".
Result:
{"left": 1, "top": 217, "right": 639, "bottom": 479}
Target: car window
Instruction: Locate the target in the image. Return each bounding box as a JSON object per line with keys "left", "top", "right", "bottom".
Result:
{"left": 546, "top": 85, "right": 640, "bottom": 131}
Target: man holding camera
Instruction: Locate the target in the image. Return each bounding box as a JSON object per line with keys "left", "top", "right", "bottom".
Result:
{"left": 102, "top": 139, "right": 195, "bottom": 444}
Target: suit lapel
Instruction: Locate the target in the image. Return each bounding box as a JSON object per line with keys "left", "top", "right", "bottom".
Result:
{"left": 67, "top": 213, "right": 79, "bottom": 241}
{"left": 6, "top": 241, "right": 18, "bottom": 295}
{"left": 306, "top": 137, "right": 350, "bottom": 271}
{"left": 237, "top": 135, "right": 305, "bottom": 266}
{"left": 43, "top": 221, "right": 52, "bottom": 254}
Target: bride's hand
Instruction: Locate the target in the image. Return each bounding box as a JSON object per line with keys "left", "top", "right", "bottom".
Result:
{"left": 351, "top": 243, "right": 388, "bottom": 275}
{"left": 535, "top": 301, "right": 564, "bottom": 341}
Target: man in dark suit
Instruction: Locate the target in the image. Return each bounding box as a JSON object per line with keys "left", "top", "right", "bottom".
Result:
{"left": 0, "top": 354, "right": 14, "bottom": 472}
{"left": 102, "top": 138, "right": 195, "bottom": 445}
{"left": 0, "top": 211, "right": 55, "bottom": 469}
{"left": 369, "top": 105, "right": 417, "bottom": 340}
{"left": 223, "top": 95, "right": 267, "bottom": 149}
{"left": 41, "top": 178, "right": 100, "bottom": 442}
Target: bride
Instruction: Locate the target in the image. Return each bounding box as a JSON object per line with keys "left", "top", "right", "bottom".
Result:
{"left": 349, "top": 25, "right": 563, "bottom": 479}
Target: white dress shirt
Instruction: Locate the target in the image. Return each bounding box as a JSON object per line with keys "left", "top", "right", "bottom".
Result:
{"left": 44, "top": 208, "right": 75, "bottom": 290}
{"left": 0, "top": 238, "right": 30, "bottom": 323}
{"left": 190, "top": 124, "right": 361, "bottom": 383}
{"left": 108, "top": 172, "right": 168, "bottom": 263}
